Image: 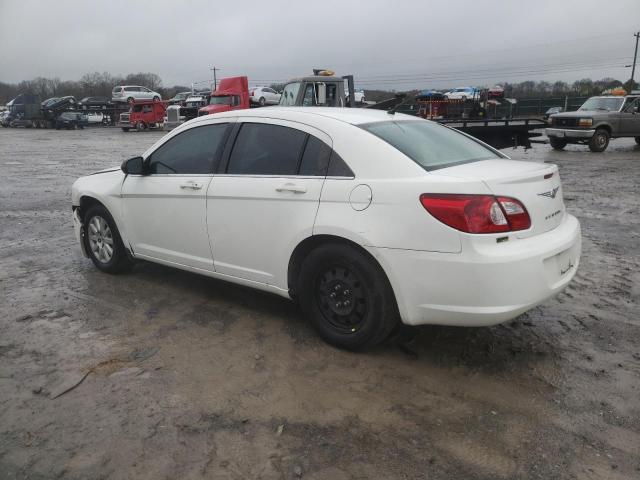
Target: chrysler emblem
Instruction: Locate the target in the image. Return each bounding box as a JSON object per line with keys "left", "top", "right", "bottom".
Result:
{"left": 538, "top": 186, "right": 560, "bottom": 199}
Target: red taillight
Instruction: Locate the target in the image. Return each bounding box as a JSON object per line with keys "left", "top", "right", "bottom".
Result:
{"left": 419, "top": 194, "right": 531, "bottom": 234}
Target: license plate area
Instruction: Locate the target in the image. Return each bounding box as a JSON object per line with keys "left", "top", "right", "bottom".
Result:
{"left": 543, "top": 247, "right": 576, "bottom": 287}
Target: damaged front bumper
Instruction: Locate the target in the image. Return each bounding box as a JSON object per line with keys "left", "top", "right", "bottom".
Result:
{"left": 73, "top": 207, "right": 89, "bottom": 258}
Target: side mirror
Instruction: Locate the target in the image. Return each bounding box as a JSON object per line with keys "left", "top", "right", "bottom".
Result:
{"left": 121, "top": 156, "right": 145, "bottom": 175}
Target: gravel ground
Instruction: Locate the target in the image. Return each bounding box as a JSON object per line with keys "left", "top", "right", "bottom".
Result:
{"left": 0, "top": 127, "right": 639, "bottom": 480}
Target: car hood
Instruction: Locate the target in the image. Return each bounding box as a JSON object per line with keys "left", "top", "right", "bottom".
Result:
{"left": 199, "top": 105, "right": 232, "bottom": 115}
{"left": 89, "top": 166, "right": 121, "bottom": 176}
{"left": 551, "top": 110, "right": 614, "bottom": 119}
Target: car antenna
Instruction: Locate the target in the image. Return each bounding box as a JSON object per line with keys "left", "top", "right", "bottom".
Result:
{"left": 387, "top": 93, "right": 408, "bottom": 115}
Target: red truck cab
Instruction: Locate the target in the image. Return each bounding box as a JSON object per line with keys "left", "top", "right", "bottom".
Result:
{"left": 119, "top": 100, "right": 166, "bottom": 131}
{"left": 198, "top": 76, "right": 249, "bottom": 116}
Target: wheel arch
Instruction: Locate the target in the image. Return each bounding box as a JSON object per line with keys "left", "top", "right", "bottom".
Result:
{"left": 594, "top": 123, "right": 612, "bottom": 135}
{"left": 77, "top": 194, "right": 130, "bottom": 253}
{"left": 287, "top": 234, "right": 396, "bottom": 301}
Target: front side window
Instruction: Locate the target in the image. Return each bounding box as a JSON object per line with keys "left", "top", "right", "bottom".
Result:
{"left": 302, "top": 85, "right": 316, "bottom": 106}
{"left": 360, "top": 120, "right": 501, "bottom": 171}
{"left": 227, "top": 123, "right": 307, "bottom": 175}
{"left": 148, "top": 124, "right": 229, "bottom": 174}
{"left": 623, "top": 97, "right": 639, "bottom": 112}
{"left": 280, "top": 82, "right": 301, "bottom": 106}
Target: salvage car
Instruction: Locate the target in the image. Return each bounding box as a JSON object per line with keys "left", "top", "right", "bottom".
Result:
{"left": 55, "top": 111, "right": 88, "bottom": 129}
{"left": 444, "top": 87, "right": 476, "bottom": 100}
{"left": 546, "top": 94, "right": 640, "bottom": 152}
{"left": 71, "top": 108, "right": 581, "bottom": 350}
{"left": 249, "top": 86, "right": 281, "bottom": 106}
{"left": 79, "top": 96, "right": 112, "bottom": 110}
{"left": 112, "top": 85, "right": 162, "bottom": 103}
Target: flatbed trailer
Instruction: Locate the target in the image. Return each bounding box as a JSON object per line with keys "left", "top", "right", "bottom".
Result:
{"left": 436, "top": 118, "right": 547, "bottom": 149}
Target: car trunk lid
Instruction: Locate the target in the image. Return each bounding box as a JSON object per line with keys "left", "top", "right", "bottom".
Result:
{"left": 435, "top": 159, "right": 565, "bottom": 238}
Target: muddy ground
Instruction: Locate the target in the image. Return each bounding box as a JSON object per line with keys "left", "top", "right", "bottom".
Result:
{"left": 0, "top": 127, "right": 639, "bottom": 480}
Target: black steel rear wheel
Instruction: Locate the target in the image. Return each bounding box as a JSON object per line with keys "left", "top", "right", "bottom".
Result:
{"left": 315, "top": 265, "right": 368, "bottom": 334}
{"left": 299, "top": 243, "right": 399, "bottom": 350}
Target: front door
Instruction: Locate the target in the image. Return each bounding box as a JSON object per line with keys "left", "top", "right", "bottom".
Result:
{"left": 207, "top": 119, "right": 332, "bottom": 289}
{"left": 620, "top": 97, "right": 640, "bottom": 136}
{"left": 121, "top": 121, "right": 232, "bottom": 271}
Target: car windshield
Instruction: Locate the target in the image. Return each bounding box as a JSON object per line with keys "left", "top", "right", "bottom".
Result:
{"left": 209, "top": 96, "right": 232, "bottom": 105}
{"left": 579, "top": 97, "right": 624, "bottom": 112}
{"left": 360, "top": 120, "right": 500, "bottom": 171}
{"left": 280, "top": 82, "right": 301, "bottom": 106}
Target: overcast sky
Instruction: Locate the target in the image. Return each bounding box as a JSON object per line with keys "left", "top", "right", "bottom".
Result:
{"left": 0, "top": 0, "right": 638, "bottom": 90}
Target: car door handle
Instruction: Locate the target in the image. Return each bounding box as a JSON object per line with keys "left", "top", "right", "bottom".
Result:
{"left": 276, "top": 183, "right": 307, "bottom": 194}
{"left": 179, "top": 181, "right": 203, "bottom": 190}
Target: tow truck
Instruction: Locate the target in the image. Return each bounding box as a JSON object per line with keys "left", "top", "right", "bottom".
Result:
{"left": 277, "top": 69, "right": 546, "bottom": 149}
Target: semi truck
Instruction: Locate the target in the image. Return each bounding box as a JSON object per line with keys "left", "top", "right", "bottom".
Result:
{"left": 118, "top": 100, "right": 167, "bottom": 132}
{"left": 2, "top": 94, "right": 47, "bottom": 128}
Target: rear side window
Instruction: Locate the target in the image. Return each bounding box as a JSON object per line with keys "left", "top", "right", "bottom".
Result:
{"left": 360, "top": 120, "right": 500, "bottom": 171}
{"left": 148, "top": 124, "right": 229, "bottom": 174}
{"left": 227, "top": 123, "right": 307, "bottom": 175}
{"left": 299, "top": 136, "right": 331, "bottom": 176}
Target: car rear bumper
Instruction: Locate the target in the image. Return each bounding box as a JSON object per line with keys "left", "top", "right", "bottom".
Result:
{"left": 546, "top": 128, "right": 595, "bottom": 139}
{"left": 372, "top": 213, "right": 581, "bottom": 326}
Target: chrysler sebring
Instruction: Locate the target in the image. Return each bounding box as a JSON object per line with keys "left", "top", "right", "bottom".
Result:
{"left": 71, "top": 108, "right": 581, "bottom": 350}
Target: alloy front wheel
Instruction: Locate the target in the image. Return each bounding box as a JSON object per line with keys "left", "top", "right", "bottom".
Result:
{"left": 83, "top": 204, "right": 132, "bottom": 273}
{"left": 87, "top": 215, "right": 114, "bottom": 263}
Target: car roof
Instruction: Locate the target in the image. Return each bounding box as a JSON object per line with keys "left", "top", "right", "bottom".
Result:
{"left": 197, "top": 106, "right": 420, "bottom": 126}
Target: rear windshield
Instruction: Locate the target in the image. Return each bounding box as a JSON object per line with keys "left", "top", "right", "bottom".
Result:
{"left": 360, "top": 120, "right": 500, "bottom": 171}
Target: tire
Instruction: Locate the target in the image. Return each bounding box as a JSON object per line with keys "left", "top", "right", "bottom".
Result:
{"left": 136, "top": 121, "right": 146, "bottom": 132}
{"left": 259, "top": 97, "right": 266, "bottom": 106}
{"left": 549, "top": 137, "right": 567, "bottom": 150}
{"left": 121, "top": 127, "right": 130, "bottom": 132}
{"left": 55, "top": 124, "right": 60, "bottom": 130}
{"left": 298, "top": 243, "right": 399, "bottom": 350}
{"left": 635, "top": 136, "right": 640, "bottom": 145}
{"left": 153, "top": 96, "right": 160, "bottom": 102}
{"left": 83, "top": 205, "right": 132, "bottom": 274}
{"left": 589, "top": 128, "right": 610, "bottom": 153}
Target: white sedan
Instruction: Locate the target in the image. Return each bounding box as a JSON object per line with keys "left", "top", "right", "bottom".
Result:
{"left": 249, "top": 86, "right": 281, "bottom": 105}
{"left": 71, "top": 107, "right": 581, "bottom": 350}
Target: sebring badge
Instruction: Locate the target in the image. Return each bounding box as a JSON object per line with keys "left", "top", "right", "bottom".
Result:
{"left": 538, "top": 186, "right": 560, "bottom": 199}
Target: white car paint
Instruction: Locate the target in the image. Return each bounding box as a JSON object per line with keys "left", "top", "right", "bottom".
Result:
{"left": 71, "top": 107, "right": 581, "bottom": 328}
{"left": 444, "top": 87, "right": 476, "bottom": 100}
{"left": 250, "top": 86, "right": 281, "bottom": 105}
{"left": 112, "top": 85, "right": 162, "bottom": 103}
{"left": 345, "top": 89, "right": 365, "bottom": 103}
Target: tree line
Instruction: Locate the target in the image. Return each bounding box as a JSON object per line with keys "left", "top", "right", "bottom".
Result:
{"left": 1, "top": 71, "right": 637, "bottom": 105}
{"left": 0, "top": 72, "right": 189, "bottom": 104}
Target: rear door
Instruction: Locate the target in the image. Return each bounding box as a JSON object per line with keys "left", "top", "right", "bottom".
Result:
{"left": 207, "top": 118, "right": 331, "bottom": 288}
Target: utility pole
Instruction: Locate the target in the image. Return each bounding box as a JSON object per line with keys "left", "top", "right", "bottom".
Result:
{"left": 630, "top": 32, "right": 640, "bottom": 84}
{"left": 210, "top": 66, "right": 220, "bottom": 90}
